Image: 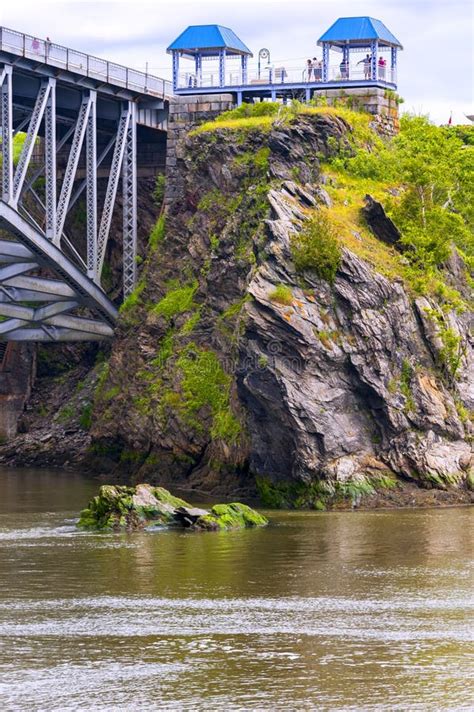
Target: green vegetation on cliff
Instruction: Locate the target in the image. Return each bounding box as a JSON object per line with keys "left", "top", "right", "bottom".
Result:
{"left": 165, "top": 344, "right": 241, "bottom": 443}
{"left": 291, "top": 211, "right": 341, "bottom": 283}
{"left": 256, "top": 474, "right": 397, "bottom": 510}
{"left": 330, "top": 115, "right": 473, "bottom": 268}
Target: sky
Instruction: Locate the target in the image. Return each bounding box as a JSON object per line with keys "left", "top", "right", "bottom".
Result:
{"left": 1, "top": 0, "right": 472, "bottom": 124}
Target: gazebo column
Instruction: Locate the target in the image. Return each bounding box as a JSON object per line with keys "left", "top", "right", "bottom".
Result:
{"left": 370, "top": 39, "right": 378, "bottom": 81}
{"left": 241, "top": 54, "right": 248, "bottom": 84}
{"left": 172, "top": 51, "right": 180, "bottom": 91}
{"left": 343, "top": 44, "right": 350, "bottom": 79}
{"left": 322, "top": 42, "right": 329, "bottom": 82}
{"left": 195, "top": 54, "right": 202, "bottom": 87}
{"left": 219, "top": 49, "right": 226, "bottom": 87}
{"left": 391, "top": 46, "right": 397, "bottom": 84}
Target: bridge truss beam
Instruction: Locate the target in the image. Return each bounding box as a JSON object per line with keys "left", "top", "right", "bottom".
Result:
{"left": 0, "top": 61, "right": 140, "bottom": 341}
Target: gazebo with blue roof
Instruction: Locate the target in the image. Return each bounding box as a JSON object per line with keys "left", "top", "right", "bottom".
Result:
{"left": 167, "top": 25, "right": 253, "bottom": 92}
{"left": 167, "top": 17, "right": 402, "bottom": 104}
{"left": 318, "top": 16, "right": 402, "bottom": 84}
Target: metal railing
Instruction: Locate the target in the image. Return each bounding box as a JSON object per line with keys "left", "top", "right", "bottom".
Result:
{"left": 0, "top": 26, "right": 173, "bottom": 98}
{"left": 178, "top": 62, "right": 396, "bottom": 89}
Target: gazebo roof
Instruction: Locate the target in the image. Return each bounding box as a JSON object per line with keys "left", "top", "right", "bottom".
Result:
{"left": 318, "top": 17, "right": 403, "bottom": 49}
{"left": 167, "top": 25, "right": 253, "bottom": 57}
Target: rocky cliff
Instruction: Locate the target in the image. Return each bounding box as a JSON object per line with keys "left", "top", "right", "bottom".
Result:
{"left": 2, "top": 109, "right": 473, "bottom": 508}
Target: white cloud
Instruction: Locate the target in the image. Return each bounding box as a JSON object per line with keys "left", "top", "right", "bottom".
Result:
{"left": 1, "top": 0, "right": 472, "bottom": 124}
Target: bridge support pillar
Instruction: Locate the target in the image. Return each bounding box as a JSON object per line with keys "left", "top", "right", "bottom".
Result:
{"left": 122, "top": 102, "right": 137, "bottom": 297}
{"left": 45, "top": 79, "right": 57, "bottom": 241}
{"left": 0, "top": 65, "right": 13, "bottom": 204}
{"left": 86, "top": 93, "right": 97, "bottom": 280}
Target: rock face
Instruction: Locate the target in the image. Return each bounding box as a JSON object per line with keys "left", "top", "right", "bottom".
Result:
{"left": 78, "top": 484, "right": 268, "bottom": 531}
{"left": 86, "top": 113, "right": 473, "bottom": 505}
{"left": 3, "top": 112, "right": 472, "bottom": 508}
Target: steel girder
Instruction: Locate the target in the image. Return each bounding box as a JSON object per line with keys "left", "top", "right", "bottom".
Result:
{"left": 96, "top": 105, "right": 130, "bottom": 276}
{"left": 0, "top": 66, "right": 13, "bottom": 203}
{"left": 0, "top": 205, "right": 116, "bottom": 341}
{"left": 0, "top": 61, "right": 140, "bottom": 342}
{"left": 122, "top": 102, "right": 137, "bottom": 296}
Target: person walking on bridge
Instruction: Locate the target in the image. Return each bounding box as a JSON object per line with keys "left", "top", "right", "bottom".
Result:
{"left": 306, "top": 58, "right": 313, "bottom": 82}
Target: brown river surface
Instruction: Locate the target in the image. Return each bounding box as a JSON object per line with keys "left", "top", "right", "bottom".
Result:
{"left": 0, "top": 467, "right": 472, "bottom": 711}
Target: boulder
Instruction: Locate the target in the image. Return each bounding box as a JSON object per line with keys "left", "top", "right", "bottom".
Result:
{"left": 78, "top": 485, "right": 268, "bottom": 532}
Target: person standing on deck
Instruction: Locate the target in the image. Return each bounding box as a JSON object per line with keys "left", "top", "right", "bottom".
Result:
{"left": 306, "top": 58, "right": 313, "bottom": 82}
{"left": 313, "top": 58, "right": 322, "bottom": 81}
{"left": 378, "top": 56, "right": 386, "bottom": 79}
{"left": 358, "top": 53, "right": 371, "bottom": 80}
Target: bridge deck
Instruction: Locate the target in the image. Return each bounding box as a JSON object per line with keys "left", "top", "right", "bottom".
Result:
{"left": 0, "top": 26, "right": 172, "bottom": 100}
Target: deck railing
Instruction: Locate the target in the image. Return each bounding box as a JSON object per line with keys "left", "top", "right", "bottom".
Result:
{"left": 0, "top": 26, "right": 173, "bottom": 98}
{"left": 178, "top": 62, "right": 396, "bottom": 90}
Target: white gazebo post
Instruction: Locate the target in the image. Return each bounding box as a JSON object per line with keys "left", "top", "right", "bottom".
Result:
{"left": 241, "top": 54, "right": 248, "bottom": 84}
{"left": 219, "top": 49, "right": 226, "bottom": 87}
{"left": 391, "top": 46, "right": 397, "bottom": 84}
{"left": 172, "top": 51, "right": 180, "bottom": 91}
{"left": 370, "top": 39, "right": 378, "bottom": 80}
{"left": 322, "top": 42, "right": 329, "bottom": 82}
{"left": 195, "top": 54, "right": 202, "bottom": 87}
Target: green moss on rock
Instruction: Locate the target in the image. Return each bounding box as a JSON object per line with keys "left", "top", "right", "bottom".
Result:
{"left": 256, "top": 474, "right": 398, "bottom": 510}
{"left": 77, "top": 484, "right": 267, "bottom": 532}
{"left": 196, "top": 502, "right": 268, "bottom": 530}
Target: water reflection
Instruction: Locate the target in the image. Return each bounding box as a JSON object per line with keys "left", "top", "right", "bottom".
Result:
{"left": 0, "top": 467, "right": 472, "bottom": 710}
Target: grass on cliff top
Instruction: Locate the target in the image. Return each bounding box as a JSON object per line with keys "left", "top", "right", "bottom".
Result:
{"left": 191, "top": 114, "right": 276, "bottom": 134}
{"left": 191, "top": 101, "right": 372, "bottom": 137}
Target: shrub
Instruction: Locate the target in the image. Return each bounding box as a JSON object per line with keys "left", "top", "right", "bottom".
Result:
{"left": 149, "top": 215, "right": 165, "bottom": 251}
{"left": 291, "top": 211, "right": 341, "bottom": 283}
{"left": 269, "top": 284, "right": 293, "bottom": 305}
{"left": 153, "top": 174, "right": 166, "bottom": 206}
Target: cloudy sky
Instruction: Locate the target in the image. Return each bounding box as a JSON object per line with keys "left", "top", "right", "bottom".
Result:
{"left": 1, "top": 0, "right": 472, "bottom": 124}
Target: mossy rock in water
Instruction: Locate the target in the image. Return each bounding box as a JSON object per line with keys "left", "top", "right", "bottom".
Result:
{"left": 77, "top": 484, "right": 268, "bottom": 532}
{"left": 195, "top": 503, "right": 268, "bottom": 530}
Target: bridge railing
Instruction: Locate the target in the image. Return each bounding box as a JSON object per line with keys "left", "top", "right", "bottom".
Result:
{"left": 0, "top": 26, "right": 173, "bottom": 98}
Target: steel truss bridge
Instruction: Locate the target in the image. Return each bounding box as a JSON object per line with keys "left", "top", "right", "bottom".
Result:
{"left": 0, "top": 27, "right": 171, "bottom": 342}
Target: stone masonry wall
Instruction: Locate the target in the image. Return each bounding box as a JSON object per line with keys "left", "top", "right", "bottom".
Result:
{"left": 165, "top": 94, "right": 234, "bottom": 206}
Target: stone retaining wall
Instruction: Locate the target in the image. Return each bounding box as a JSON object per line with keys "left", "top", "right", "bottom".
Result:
{"left": 165, "top": 94, "right": 234, "bottom": 205}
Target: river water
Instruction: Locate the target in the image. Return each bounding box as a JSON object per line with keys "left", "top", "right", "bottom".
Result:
{"left": 0, "top": 467, "right": 472, "bottom": 711}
